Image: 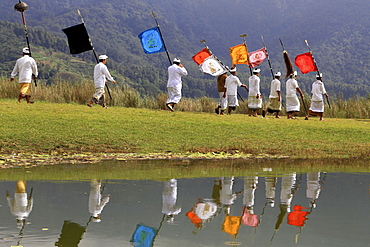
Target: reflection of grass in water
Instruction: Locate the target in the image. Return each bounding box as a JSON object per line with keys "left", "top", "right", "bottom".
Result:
{"left": 0, "top": 158, "right": 369, "bottom": 181}
{"left": 0, "top": 98, "right": 369, "bottom": 165}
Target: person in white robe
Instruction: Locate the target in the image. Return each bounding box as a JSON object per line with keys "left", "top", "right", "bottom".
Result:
{"left": 285, "top": 71, "right": 304, "bottom": 119}
{"left": 264, "top": 72, "right": 282, "bottom": 118}
{"left": 305, "top": 73, "right": 329, "bottom": 121}
{"left": 223, "top": 68, "right": 248, "bottom": 115}
{"left": 10, "top": 47, "right": 38, "bottom": 103}
{"left": 248, "top": 68, "right": 262, "bottom": 116}
{"left": 87, "top": 55, "right": 116, "bottom": 108}
{"left": 166, "top": 58, "right": 188, "bottom": 112}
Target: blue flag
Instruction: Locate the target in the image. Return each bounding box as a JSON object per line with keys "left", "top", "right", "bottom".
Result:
{"left": 130, "top": 224, "right": 158, "bottom": 247}
{"left": 138, "top": 27, "right": 166, "bottom": 54}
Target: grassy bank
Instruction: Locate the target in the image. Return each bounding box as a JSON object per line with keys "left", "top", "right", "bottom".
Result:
{"left": 0, "top": 99, "right": 369, "bottom": 167}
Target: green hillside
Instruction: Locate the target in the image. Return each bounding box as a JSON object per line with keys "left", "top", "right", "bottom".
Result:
{"left": 0, "top": 0, "right": 369, "bottom": 99}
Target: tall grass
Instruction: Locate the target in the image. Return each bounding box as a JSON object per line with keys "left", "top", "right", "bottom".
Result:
{"left": 1, "top": 77, "right": 369, "bottom": 118}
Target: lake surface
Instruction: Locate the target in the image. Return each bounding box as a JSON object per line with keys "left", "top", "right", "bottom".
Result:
{"left": 0, "top": 159, "right": 369, "bottom": 247}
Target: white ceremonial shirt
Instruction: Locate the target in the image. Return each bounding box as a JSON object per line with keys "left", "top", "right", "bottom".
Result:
{"left": 94, "top": 62, "right": 114, "bottom": 88}
{"left": 167, "top": 64, "right": 188, "bottom": 89}
{"left": 248, "top": 75, "right": 261, "bottom": 97}
{"left": 269, "top": 79, "right": 281, "bottom": 98}
{"left": 225, "top": 74, "right": 242, "bottom": 96}
{"left": 311, "top": 80, "right": 327, "bottom": 102}
{"left": 286, "top": 78, "right": 299, "bottom": 97}
{"left": 11, "top": 55, "right": 38, "bottom": 83}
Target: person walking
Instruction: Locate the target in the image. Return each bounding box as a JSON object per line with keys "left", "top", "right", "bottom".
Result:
{"left": 285, "top": 71, "right": 304, "bottom": 119}
{"left": 166, "top": 58, "right": 188, "bottom": 112}
{"left": 223, "top": 68, "right": 248, "bottom": 115}
{"left": 248, "top": 68, "right": 262, "bottom": 117}
{"left": 305, "top": 73, "right": 329, "bottom": 121}
{"left": 264, "top": 71, "right": 282, "bottom": 118}
{"left": 10, "top": 47, "right": 38, "bottom": 104}
{"left": 215, "top": 71, "right": 228, "bottom": 115}
{"left": 87, "top": 55, "right": 116, "bottom": 108}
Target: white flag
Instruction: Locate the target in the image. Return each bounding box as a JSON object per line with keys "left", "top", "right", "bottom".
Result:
{"left": 200, "top": 56, "right": 227, "bottom": 76}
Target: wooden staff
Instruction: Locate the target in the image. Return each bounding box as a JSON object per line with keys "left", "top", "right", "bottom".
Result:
{"left": 152, "top": 11, "right": 172, "bottom": 66}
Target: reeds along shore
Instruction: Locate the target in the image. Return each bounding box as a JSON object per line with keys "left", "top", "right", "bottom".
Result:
{"left": 1, "top": 77, "right": 369, "bottom": 119}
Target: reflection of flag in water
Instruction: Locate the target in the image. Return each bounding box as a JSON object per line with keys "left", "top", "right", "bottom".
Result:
{"left": 186, "top": 208, "right": 202, "bottom": 228}
{"left": 138, "top": 27, "right": 166, "bottom": 54}
{"left": 229, "top": 43, "right": 249, "bottom": 66}
{"left": 222, "top": 215, "right": 242, "bottom": 237}
{"left": 295, "top": 52, "right": 318, "bottom": 74}
{"left": 242, "top": 207, "right": 259, "bottom": 227}
{"left": 62, "top": 23, "right": 93, "bottom": 54}
{"left": 248, "top": 47, "right": 267, "bottom": 68}
{"left": 192, "top": 48, "right": 211, "bottom": 65}
{"left": 287, "top": 205, "right": 310, "bottom": 227}
{"left": 200, "top": 56, "right": 228, "bottom": 76}
{"left": 55, "top": 220, "right": 86, "bottom": 247}
{"left": 130, "top": 224, "right": 158, "bottom": 247}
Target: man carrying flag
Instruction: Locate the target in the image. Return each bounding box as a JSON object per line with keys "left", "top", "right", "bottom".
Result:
{"left": 223, "top": 68, "right": 248, "bottom": 115}
{"left": 215, "top": 71, "right": 228, "bottom": 115}
{"left": 10, "top": 47, "right": 38, "bottom": 104}
{"left": 166, "top": 58, "right": 188, "bottom": 112}
{"left": 87, "top": 55, "right": 116, "bottom": 108}
{"left": 265, "top": 72, "right": 282, "bottom": 118}
{"left": 305, "top": 73, "right": 329, "bottom": 121}
{"left": 286, "top": 71, "right": 304, "bottom": 119}
{"left": 248, "top": 68, "right": 262, "bottom": 117}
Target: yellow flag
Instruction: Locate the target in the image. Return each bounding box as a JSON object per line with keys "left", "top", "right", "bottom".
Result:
{"left": 229, "top": 43, "right": 249, "bottom": 66}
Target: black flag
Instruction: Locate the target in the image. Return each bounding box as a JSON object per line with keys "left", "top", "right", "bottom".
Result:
{"left": 62, "top": 23, "right": 93, "bottom": 54}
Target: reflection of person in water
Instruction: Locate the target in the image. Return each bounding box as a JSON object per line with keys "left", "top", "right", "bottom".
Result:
{"left": 306, "top": 172, "right": 322, "bottom": 208}
{"left": 273, "top": 173, "right": 297, "bottom": 236}
{"left": 242, "top": 176, "right": 259, "bottom": 227}
{"left": 220, "top": 177, "right": 237, "bottom": 214}
{"left": 89, "top": 179, "right": 110, "bottom": 223}
{"left": 162, "top": 179, "right": 182, "bottom": 223}
{"left": 265, "top": 177, "right": 277, "bottom": 208}
{"left": 6, "top": 180, "right": 33, "bottom": 227}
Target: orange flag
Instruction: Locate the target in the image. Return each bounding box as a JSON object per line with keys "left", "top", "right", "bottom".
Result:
{"left": 229, "top": 43, "right": 249, "bottom": 66}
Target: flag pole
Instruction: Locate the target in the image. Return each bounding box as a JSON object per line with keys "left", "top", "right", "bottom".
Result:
{"left": 200, "top": 40, "right": 246, "bottom": 102}
{"left": 261, "top": 35, "right": 274, "bottom": 79}
{"left": 279, "top": 38, "right": 308, "bottom": 115}
{"left": 239, "top": 34, "right": 252, "bottom": 76}
{"left": 151, "top": 11, "right": 172, "bottom": 66}
{"left": 304, "top": 40, "right": 331, "bottom": 109}
{"left": 14, "top": 1, "right": 37, "bottom": 87}
{"left": 77, "top": 9, "right": 112, "bottom": 100}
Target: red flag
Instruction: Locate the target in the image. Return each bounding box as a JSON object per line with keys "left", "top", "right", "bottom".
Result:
{"left": 248, "top": 47, "right": 267, "bottom": 68}
{"left": 192, "top": 48, "right": 211, "bottom": 65}
{"left": 295, "top": 52, "right": 318, "bottom": 74}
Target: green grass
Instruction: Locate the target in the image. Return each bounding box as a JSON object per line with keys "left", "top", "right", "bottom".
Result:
{"left": 0, "top": 99, "right": 369, "bottom": 164}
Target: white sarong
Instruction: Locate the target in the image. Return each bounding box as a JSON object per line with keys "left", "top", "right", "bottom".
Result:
{"left": 309, "top": 101, "right": 324, "bottom": 112}
{"left": 248, "top": 96, "right": 262, "bottom": 110}
{"left": 286, "top": 95, "right": 300, "bottom": 112}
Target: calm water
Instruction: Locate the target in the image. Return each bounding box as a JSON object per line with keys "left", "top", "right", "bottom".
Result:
{"left": 0, "top": 162, "right": 369, "bottom": 247}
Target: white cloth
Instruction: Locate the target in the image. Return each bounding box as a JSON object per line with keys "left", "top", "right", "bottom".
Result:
{"left": 248, "top": 75, "right": 261, "bottom": 97}
{"left": 243, "top": 177, "right": 258, "bottom": 207}
{"left": 220, "top": 177, "right": 236, "bottom": 205}
{"left": 248, "top": 96, "right": 262, "bottom": 109}
{"left": 286, "top": 78, "right": 300, "bottom": 112}
{"left": 93, "top": 87, "right": 105, "bottom": 100}
{"left": 89, "top": 180, "right": 110, "bottom": 218}
{"left": 309, "top": 101, "right": 324, "bottom": 112}
{"left": 11, "top": 55, "right": 38, "bottom": 83}
{"left": 194, "top": 202, "right": 218, "bottom": 220}
{"left": 94, "top": 62, "right": 114, "bottom": 88}
{"left": 162, "top": 179, "right": 181, "bottom": 216}
{"left": 280, "top": 173, "right": 296, "bottom": 212}
{"left": 286, "top": 78, "right": 299, "bottom": 97}
{"left": 7, "top": 193, "right": 33, "bottom": 220}
{"left": 269, "top": 79, "right": 281, "bottom": 99}
{"left": 311, "top": 80, "right": 327, "bottom": 102}
{"left": 167, "top": 64, "right": 188, "bottom": 88}
{"left": 166, "top": 87, "right": 182, "bottom": 104}
{"left": 225, "top": 74, "right": 242, "bottom": 96}
{"left": 227, "top": 95, "right": 239, "bottom": 107}
{"left": 218, "top": 92, "right": 228, "bottom": 110}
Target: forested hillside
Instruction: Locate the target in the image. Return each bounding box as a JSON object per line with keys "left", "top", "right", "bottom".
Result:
{"left": 0, "top": 0, "right": 369, "bottom": 98}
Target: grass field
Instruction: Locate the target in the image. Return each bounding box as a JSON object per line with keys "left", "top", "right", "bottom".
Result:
{"left": 0, "top": 99, "right": 369, "bottom": 169}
